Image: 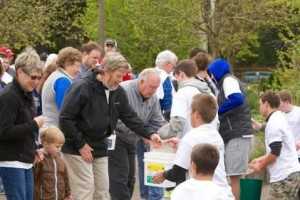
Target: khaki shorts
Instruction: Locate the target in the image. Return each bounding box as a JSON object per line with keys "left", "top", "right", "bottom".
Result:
{"left": 224, "top": 137, "right": 252, "bottom": 176}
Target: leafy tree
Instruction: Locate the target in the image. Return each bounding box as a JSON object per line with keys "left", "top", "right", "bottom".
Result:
{"left": 37, "top": 0, "right": 87, "bottom": 52}
{"left": 0, "top": 0, "right": 87, "bottom": 53}
{"left": 0, "top": 0, "right": 48, "bottom": 49}
{"left": 83, "top": 0, "right": 202, "bottom": 71}
{"left": 194, "top": 0, "right": 295, "bottom": 64}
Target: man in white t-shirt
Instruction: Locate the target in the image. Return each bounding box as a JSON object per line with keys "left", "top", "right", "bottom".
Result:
{"left": 158, "top": 59, "right": 218, "bottom": 140}
{"left": 153, "top": 94, "right": 234, "bottom": 199}
{"left": 171, "top": 143, "right": 227, "bottom": 200}
{"left": 278, "top": 90, "right": 300, "bottom": 161}
{"left": 249, "top": 91, "right": 300, "bottom": 200}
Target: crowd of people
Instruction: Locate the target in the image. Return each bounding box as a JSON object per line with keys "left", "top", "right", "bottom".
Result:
{"left": 0, "top": 39, "right": 299, "bottom": 200}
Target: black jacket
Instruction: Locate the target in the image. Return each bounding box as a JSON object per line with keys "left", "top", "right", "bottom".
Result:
{"left": 217, "top": 75, "right": 253, "bottom": 143}
{"left": 0, "top": 79, "right": 39, "bottom": 163}
{"left": 59, "top": 71, "right": 153, "bottom": 158}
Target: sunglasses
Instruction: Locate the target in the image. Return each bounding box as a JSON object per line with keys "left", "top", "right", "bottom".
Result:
{"left": 29, "top": 75, "right": 42, "bottom": 81}
{"left": 21, "top": 69, "right": 42, "bottom": 80}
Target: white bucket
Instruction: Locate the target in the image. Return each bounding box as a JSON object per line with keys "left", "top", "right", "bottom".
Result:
{"left": 143, "top": 151, "right": 176, "bottom": 188}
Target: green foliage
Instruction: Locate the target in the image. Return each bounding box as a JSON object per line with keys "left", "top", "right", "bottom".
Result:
{"left": 81, "top": 0, "right": 99, "bottom": 41}
{"left": 0, "top": 0, "right": 87, "bottom": 53}
{"left": 84, "top": 0, "right": 202, "bottom": 71}
{"left": 235, "top": 33, "right": 260, "bottom": 65}
{"left": 0, "top": 0, "right": 48, "bottom": 50}
{"left": 37, "top": 0, "right": 87, "bottom": 52}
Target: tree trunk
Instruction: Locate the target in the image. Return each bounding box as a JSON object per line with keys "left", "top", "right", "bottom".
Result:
{"left": 98, "top": 0, "right": 105, "bottom": 45}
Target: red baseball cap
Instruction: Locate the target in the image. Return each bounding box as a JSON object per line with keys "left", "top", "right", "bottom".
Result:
{"left": 0, "top": 47, "right": 14, "bottom": 58}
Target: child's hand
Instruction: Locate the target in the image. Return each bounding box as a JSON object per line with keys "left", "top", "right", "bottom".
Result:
{"left": 34, "top": 148, "right": 44, "bottom": 164}
{"left": 164, "top": 137, "right": 179, "bottom": 149}
{"left": 153, "top": 172, "right": 165, "bottom": 184}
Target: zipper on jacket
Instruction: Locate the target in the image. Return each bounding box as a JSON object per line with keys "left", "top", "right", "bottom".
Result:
{"left": 227, "top": 117, "right": 232, "bottom": 130}
{"left": 52, "top": 158, "right": 58, "bottom": 200}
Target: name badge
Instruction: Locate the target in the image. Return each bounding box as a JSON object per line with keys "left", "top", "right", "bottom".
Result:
{"left": 107, "top": 133, "right": 116, "bottom": 151}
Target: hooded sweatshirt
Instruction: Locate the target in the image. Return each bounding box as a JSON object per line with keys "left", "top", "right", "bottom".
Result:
{"left": 208, "top": 59, "right": 253, "bottom": 143}
{"left": 161, "top": 78, "right": 218, "bottom": 139}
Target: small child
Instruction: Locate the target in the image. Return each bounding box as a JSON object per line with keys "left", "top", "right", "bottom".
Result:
{"left": 171, "top": 143, "right": 224, "bottom": 200}
{"left": 34, "top": 127, "right": 72, "bottom": 200}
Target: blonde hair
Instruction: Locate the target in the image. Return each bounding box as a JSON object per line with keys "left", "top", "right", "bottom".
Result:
{"left": 40, "top": 127, "right": 65, "bottom": 144}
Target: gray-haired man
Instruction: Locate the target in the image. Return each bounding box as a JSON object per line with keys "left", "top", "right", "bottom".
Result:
{"left": 109, "top": 68, "right": 165, "bottom": 200}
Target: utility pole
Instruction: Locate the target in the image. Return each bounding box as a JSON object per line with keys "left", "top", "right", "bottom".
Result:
{"left": 204, "top": 0, "right": 216, "bottom": 56}
{"left": 98, "top": 0, "right": 105, "bottom": 45}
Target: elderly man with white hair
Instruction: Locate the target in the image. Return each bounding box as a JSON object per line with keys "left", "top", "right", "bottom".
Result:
{"left": 109, "top": 68, "right": 165, "bottom": 200}
{"left": 155, "top": 50, "right": 178, "bottom": 121}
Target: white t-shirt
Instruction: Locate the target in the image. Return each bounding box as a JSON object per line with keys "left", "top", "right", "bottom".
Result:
{"left": 173, "top": 124, "right": 234, "bottom": 199}
{"left": 265, "top": 111, "right": 300, "bottom": 183}
{"left": 0, "top": 161, "right": 32, "bottom": 169}
{"left": 170, "top": 86, "right": 219, "bottom": 136}
{"left": 285, "top": 106, "right": 300, "bottom": 157}
{"left": 171, "top": 179, "right": 228, "bottom": 200}
{"left": 223, "top": 76, "right": 241, "bottom": 98}
{"left": 1, "top": 72, "right": 13, "bottom": 84}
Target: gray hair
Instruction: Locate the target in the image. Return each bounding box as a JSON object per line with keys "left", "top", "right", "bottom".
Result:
{"left": 15, "top": 47, "right": 42, "bottom": 74}
{"left": 138, "top": 68, "right": 160, "bottom": 82}
{"left": 102, "top": 52, "right": 129, "bottom": 71}
{"left": 155, "top": 50, "right": 178, "bottom": 68}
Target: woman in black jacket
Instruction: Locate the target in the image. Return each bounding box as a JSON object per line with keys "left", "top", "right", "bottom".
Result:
{"left": 0, "top": 48, "right": 44, "bottom": 200}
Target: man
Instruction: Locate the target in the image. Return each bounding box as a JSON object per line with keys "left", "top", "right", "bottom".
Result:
{"left": 109, "top": 68, "right": 165, "bottom": 200}
{"left": 104, "top": 38, "right": 118, "bottom": 53}
{"left": 59, "top": 52, "right": 161, "bottom": 200}
{"left": 155, "top": 50, "right": 177, "bottom": 121}
{"left": 278, "top": 90, "right": 300, "bottom": 161}
{"left": 159, "top": 59, "right": 216, "bottom": 139}
{"left": 208, "top": 59, "right": 253, "bottom": 200}
{"left": 191, "top": 52, "right": 218, "bottom": 96}
{"left": 79, "top": 41, "right": 103, "bottom": 77}
{"left": 249, "top": 91, "right": 300, "bottom": 200}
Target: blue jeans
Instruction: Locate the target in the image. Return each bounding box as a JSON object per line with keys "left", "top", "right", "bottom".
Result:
{"left": 137, "top": 139, "right": 164, "bottom": 200}
{"left": 0, "top": 167, "right": 33, "bottom": 200}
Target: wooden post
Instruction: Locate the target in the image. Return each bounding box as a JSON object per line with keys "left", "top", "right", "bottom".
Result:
{"left": 98, "top": 0, "right": 105, "bottom": 46}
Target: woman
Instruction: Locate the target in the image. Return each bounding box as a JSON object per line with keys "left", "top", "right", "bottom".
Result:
{"left": 42, "top": 47, "right": 82, "bottom": 128}
{"left": 0, "top": 48, "right": 45, "bottom": 200}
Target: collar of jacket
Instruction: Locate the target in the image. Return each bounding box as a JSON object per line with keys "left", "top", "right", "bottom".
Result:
{"left": 12, "top": 78, "right": 33, "bottom": 102}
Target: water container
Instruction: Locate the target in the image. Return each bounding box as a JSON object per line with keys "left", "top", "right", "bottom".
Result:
{"left": 144, "top": 151, "right": 176, "bottom": 188}
{"left": 240, "top": 178, "right": 262, "bottom": 200}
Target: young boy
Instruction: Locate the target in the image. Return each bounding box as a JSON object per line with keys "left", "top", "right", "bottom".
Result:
{"left": 249, "top": 91, "right": 300, "bottom": 199}
{"left": 278, "top": 90, "right": 300, "bottom": 161}
{"left": 153, "top": 94, "right": 234, "bottom": 199}
{"left": 171, "top": 143, "right": 225, "bottom": 200}
{"left": 34, "top": 127, "right": 72, "bottom": 200}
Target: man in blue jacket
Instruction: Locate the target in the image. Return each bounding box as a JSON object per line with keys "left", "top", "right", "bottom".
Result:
{"left": 208, "top": 59, "right": 253, "bottom": 200}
